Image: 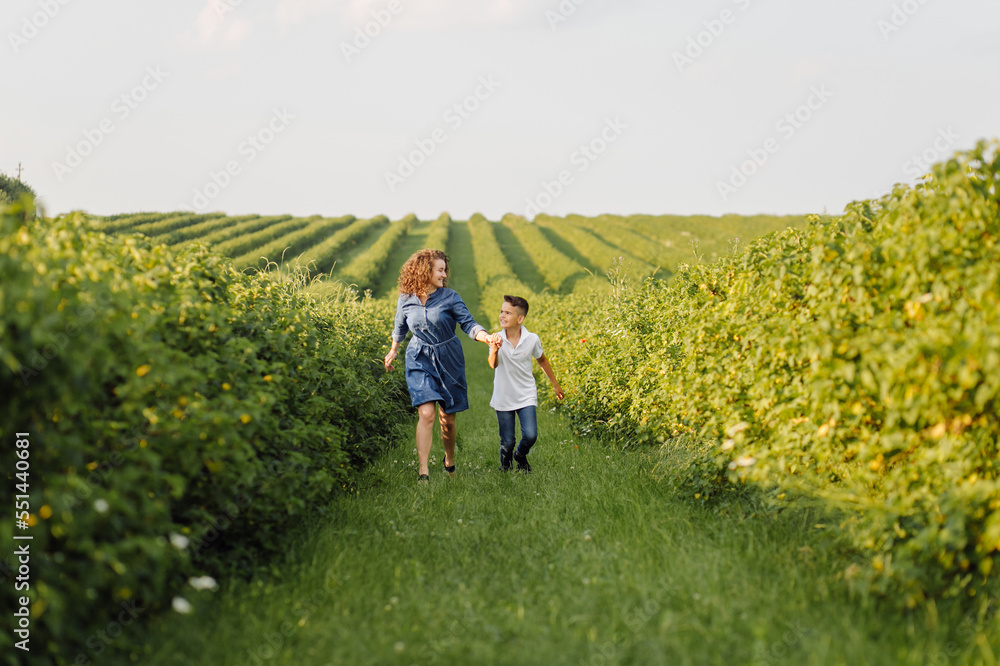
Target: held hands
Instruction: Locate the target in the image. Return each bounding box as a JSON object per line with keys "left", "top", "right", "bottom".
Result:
{"left": 478, "top": 330, "right": 503, "bottom": 348}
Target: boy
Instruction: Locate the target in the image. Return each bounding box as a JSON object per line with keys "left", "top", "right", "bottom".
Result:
{"left": 488, "top": 295, "right": 565, "bottom": 472}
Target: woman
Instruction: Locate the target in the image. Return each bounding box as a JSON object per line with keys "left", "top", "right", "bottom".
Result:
{"left": 384, "top": 249, "right": 498, "bottom": 482}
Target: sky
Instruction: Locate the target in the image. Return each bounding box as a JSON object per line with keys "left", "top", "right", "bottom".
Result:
{"left": 2, "top": 0, "right": 999, "bottom": 221}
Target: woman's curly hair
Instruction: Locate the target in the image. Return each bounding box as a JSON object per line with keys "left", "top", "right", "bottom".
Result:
{"left": 398, "top": 249, "right": 449, "bottom": 296}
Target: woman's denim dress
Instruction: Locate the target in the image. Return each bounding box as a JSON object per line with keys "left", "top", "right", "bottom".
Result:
{"left": 392, "top": 288, "right": 485, "bottom": 413}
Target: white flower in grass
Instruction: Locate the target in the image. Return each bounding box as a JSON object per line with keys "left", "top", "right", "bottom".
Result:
{"left": 725, "top": 422, "right": 750, "bottom": 438}
{"left": 172, "top": 597, "right": 193, "bottom": 614}
{"left": 728, "top": 456, "right": 756, "bottom": 470}
{"left": 188, "top": 576, "right": 218, "bottom": 591}
{"left": 170, "top": 533, "right": 190, "bottom": 550}
{"left": 721, "top": 439, "right": 735, "bottom": 451}
{"left": 94, "top": 499, "right": 109, "bottom": 513}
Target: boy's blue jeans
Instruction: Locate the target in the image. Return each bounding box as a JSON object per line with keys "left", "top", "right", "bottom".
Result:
{"left": 496, "top": 405, "right": 537, "bottom": 469}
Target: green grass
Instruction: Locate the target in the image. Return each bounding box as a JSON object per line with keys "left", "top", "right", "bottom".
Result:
{"left": 447, "top": 219, "right": 484, "bottom": 323}
{"left": 118, "top": 330, "right": 997, "bottom": 666}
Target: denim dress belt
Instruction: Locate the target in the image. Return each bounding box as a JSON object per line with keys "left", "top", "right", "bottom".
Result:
{"left": 409, "top": 333, "right": 459, "bottom": 409}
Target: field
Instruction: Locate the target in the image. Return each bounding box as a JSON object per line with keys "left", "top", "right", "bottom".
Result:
{"left": 90, "top": 210, "right": 801, "bottom": 319}
{"left": 3, "top": 142, "right": 1000, "bottom": 665}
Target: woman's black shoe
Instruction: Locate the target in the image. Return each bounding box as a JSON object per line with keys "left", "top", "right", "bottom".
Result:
{"left": 418, "top": 474, "right": 430, "bottom": 483}
{"left": 442, "top": 455, "right": 456, "bottom": 475}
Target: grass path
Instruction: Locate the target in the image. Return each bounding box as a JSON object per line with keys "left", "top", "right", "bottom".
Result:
{"left": 119, "top": 243, "right": 989, "bottom": 666}
{"left": 124, "top": 343, "right": 987, "bottom": 665}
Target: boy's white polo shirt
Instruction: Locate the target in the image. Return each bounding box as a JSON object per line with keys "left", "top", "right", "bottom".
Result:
{"left": 490, "top": 325, "right": 543, "bottom": 412}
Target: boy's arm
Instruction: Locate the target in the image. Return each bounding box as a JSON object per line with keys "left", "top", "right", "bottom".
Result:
{"left": 536, "top": 354, "right": 564, "bottom": 400}
{"left": 488, "top": 339, "right": 500, "bottom": 370}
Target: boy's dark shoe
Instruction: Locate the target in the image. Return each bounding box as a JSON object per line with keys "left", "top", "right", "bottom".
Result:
{"left": 513, "top": 452, "right": 531, "bottom": 473}
{"left": 500, "top": 446, "right": 514, "bottom": 472}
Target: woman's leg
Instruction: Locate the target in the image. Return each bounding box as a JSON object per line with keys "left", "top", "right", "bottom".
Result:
{"left": 416, "top": 402, "right": 437, "bottom": 476}
{"left": 438, "top": 406, "right": 456, "bottom": 474}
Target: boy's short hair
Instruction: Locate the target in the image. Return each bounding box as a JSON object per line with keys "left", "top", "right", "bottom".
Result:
{"left": 504, "top": 294, "right": 529, "bottom": 316}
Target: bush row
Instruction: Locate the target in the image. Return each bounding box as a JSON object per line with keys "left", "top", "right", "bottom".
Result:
{"left": 97, "top": 212, "right": 179, "bottom": 234}
{"left": 533, "top": 141, "right": 1000, "bottom": 603}
{"left": 233, "top": 215, "right": 355, "bottom": 272}
{"left": 613, "top": 213, "right": 806, "bottom": 266}
{"left": 0, "top": 201, "right": 411, "bottom": 664}
{"left": 467, "top": 214, "right": 534, "bottom": 321}
{"left": 194, "top": 214, "right": 292, "bottom": 248}
{"left": 501, "top": 214, "right": 584, "bottom": 292}
{"left": 129, "top": 212, "right": 227, "bottom": 238}
{"left": 213, "top": 216, "right": 317, "bottom": 259}
{"left": 292, "top": 216, "right": 389, "bottom": 277}
{"left": 336, "top": 215, "right": 415, "bottom": 291}
{"left": 424, "top": 212, "right": 451, "bottom": 253}
{"left": 535, "top": 215, "right": 656, "bottom": 284}
{"left": 563, "top": 214, "right": 674, "bottom": 275}
{"left": 162, "top": 214, "right": 260, "bottom": 246}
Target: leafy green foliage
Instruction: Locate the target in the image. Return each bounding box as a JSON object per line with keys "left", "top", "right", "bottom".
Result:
{"left": 0, "top": 200, "right": 410, "bottom": 663}
{"left": 501, "top": 213, "right": 585, "bottom": 292}
{"left": 335, "top": 215, "right": 415, "bottom": 291}
{"left": 128, "top": 212, "right": 229, "bottom": 237}
{"left": 601, "top": 212, "right": 808, "bottom": 266}
{"left": 213, "top": 216, "right": 317, "bottom": 259}
{"left": 466, "top": 214, "right": 534, "bottom": 322}
{"left": 424, "top": 212, "right": 451, "bottom": 252}
{"left": 535, "top": 214, "right": 657, "bottom": 285}
{"left": 190, "top": 214, "right": 293, "bottom": 249}
{"left": 0, "top": 172, "right": 36, "bottom": 206}
{"left": 535, "top": 141, "right": 1000, "bottom": 601}
{"left": 97, "top": 211, "right": 186, "bottom": 233}
{"left": 233, "top": 216, "right": 355, "bottom": 272}
{"left": 290, "top": 216, "right": 389, "bottom": 277}
{"left": 161, "top": 214, "right": 260, "bottom": 246}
